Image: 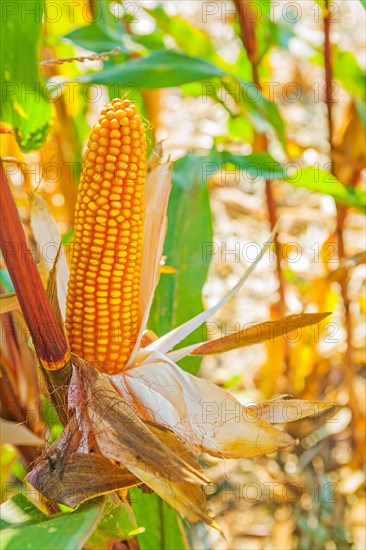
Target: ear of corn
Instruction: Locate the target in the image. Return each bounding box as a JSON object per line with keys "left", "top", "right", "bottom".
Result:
{"left": 65, "top": 98, "right": 146, "bottom": 374}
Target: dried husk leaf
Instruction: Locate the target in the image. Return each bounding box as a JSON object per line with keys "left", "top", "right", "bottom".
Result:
{"left": 27, "top": 452, "right": 141, "bottom": 508}
{"left": 70, "top": 358, "right": 207, "bottom": 483}
{"left": 247, "top": 399, "right": 337, "bottom": 424}
{"left": 46, "top": 244, "right": 68, "bottom": 338}
{"left": 146, "top": 421, "right": 200, "bottom": 471}
{"left": 131, "top": 468, "right": 212, "bottom": 525}
{"left": 69, "top": 357, "right": 215, "bottom": 523}
{"left": 0, "top": 418, "right": 43, "bottom": 446}
{"left": 177, "top": 312, "right": 332, "bottom": 357}
{"left": 127, "top": 161, "right": 172, "bottom": 367}
{"left": 147, "top": 141, "right": 164, "bottom": 173}
{"left": 132, "top": 422, "right": 213, "bottom": 525}
{"left": 112, "top": 362, "right": 194, "bottom": 449}
{"left": 113, "top": 357, "right": 296, "bottom": 459}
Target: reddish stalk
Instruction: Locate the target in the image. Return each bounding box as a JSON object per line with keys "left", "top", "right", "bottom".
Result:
{"left": 0, "top": 160, "right": 71, "bottom": 424}
{"left": 0, "top": 160, "right": 69, "bottom": 370}
{"left": 323, "top": 3, "right": 357, "bottom": 421}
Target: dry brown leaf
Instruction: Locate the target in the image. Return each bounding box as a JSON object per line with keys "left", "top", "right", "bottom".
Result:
{"left": 113, "top": 359, "right": 296, "bottom": 460}
{"left": 27, "top": 452, "right": 140, "bottom": 508}
{"left": 71, "top": 358, "right": 207, "bottom": 484}
{"left": 69, "top": 357, "right": 215, "bottom": 524}
{"left": 247, "top": 399, "right": 337, "bottom": 424}
{"left": 147, "top": 141, "right": 164, "bottom": 173}
{"left": 0, "top": 418, "right": 43, "bottom": 446}
{"left": 192, "top": 312, "right": 331, "bottom": 355}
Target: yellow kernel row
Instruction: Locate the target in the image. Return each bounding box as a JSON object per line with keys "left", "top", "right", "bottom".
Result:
{"left": 65, "top": 98, "right": 146, "bottom": 374}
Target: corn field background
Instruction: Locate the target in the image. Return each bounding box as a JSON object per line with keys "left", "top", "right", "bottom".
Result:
{"left": 0, "top": 1, "right": 365, "bottom": 549}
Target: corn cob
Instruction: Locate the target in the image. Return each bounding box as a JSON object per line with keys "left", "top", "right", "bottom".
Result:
{"left": 65, "top": 98, "right": 146, "bottom": 374}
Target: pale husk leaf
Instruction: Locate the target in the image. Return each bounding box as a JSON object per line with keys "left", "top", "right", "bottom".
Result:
{"left": 113, "top": 355, "right": 296, "bottom": 459}
{"left": 29, "top": 193, "right": 69, "bottom": 320}
{"left": 127, "top": 161, "right": 172, "bottom": 367}
{"left": 247, "top": 399, "right": 337, "bottom": 423}
{"left": 0, "top": 418, "right": 43, "bottom": 446}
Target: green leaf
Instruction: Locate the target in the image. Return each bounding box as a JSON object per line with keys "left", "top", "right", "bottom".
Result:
{"left": 130, "top": 30, "right": 166, "bottom": 51}
{"left": 284, "top": 167, "right": 366, "bottom": 212}
{"left": 0, "top": 494, "right": 105, "bottom": 550}
{"left": 227, "top": 115, "right": 254, "bottom": 143}
{"left": 245, "top": 81, "right": 286, "bottom": 144}
{"left": 64, "top": 1, "right": 128, "bottom": 55}
{"left": 76, "top": 49, "right": 224, "bottom": 88}
{"left": 213, "top": 151, "right": 365, "bottom": 212}
{"left": 219, "top": 151, "right": 285, "bottom": 179}
{"left": 144, "top": 5, "right": 226, "bottom": 69}
{"left": 0, "top": 0, "right": 51, "bottom": 151}
{"left": 359, "top": 0, "right": 366, "bottom": 9}
{"left": 131, "top": 491, "right": 188, "bottom": 550}
{"left": 65, "top": 0, "right": 162, "bottom": 53}
{"left": 307, "top": 47, "right": 365, "bottom": 101}
{"left": 149, "top": 153, "right": 213, "bottom": 375}
{"left": 85, "top": 498, "right": 142, "bottom": 549}
{"left": 332, "top": 50, "right": 366, "bottom": 100}
{"left": 74, "top": 50, "right": 284, "bottom": 140}
{"left": 64, "top": 23, "right": 129, "bottom": 54}
{"left": 356, "top": 97, "right": 366, "bottom": 128}
{"left": 0, "top": 494, "right": 45, "bottom": 530}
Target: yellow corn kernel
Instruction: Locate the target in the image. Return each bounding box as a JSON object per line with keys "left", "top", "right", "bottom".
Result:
{"left": 65, "top": 98, "right": 146, "bottom": 374}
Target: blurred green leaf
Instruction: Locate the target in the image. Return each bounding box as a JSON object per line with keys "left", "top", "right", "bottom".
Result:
{"left": 65, "top": 0, "right": 164, "bottom": 53}
{"left": 309, "top": 47, "right": 365, "bottom": 100}
{"left": 332, "top": 50, "right": 366, "bottom": 100}
{"left": 227, "top": 115, "right": 254, "bottom": 143}
{"left": 356, "top": 97, "right": 366, "bottom": 128}
{"left": 219, "top": 151, "right": 284, "bottom": 179}
{"left": 76, "top": 49, "right": 224, "bottom": 88}
{"left": 75, "top": 49, "right": 285, "bottom": 140}
{"left": 215, "top": 152, "right": 365, "bottom": 212}
{"left": 359, "top": 0, "right": 366, "bottom": 9}
{"left": 61, "top": 229, "right": 74, "bottom": 246}
{"left": 267, "top": 20, "right": 295, "bottom": 50}
{"left": 64, "top": 23, "right": 128, "bottom": 54}
{"left": 0, "top": 494, "right": 104, "bottom": 550}
{"left": 63, "top": 0, "right": 131, "bottom": 55}
{"left": 230, "top": 77, "right": 286, "bottom": 144}
{"left": 0, "top": 0, "right": 51, "bottom": 151}
{"left": 149, "top": 153, "right": 213, "bottom": 374}
{"left": 131, "top": 490, "right": 188, "bottom": 550}
{"left": 284, "top": 167, "right": 366, "bottom": 212}
{"left": 144, "top": 5, "right": 227, "bottom": 69}
{"left": 130, "top": 31, "right": 166, "bottom": 51}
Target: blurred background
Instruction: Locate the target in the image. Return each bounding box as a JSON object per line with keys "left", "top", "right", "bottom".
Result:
{"left": 1, "top": 1, "right": 365, "bottom": 548}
